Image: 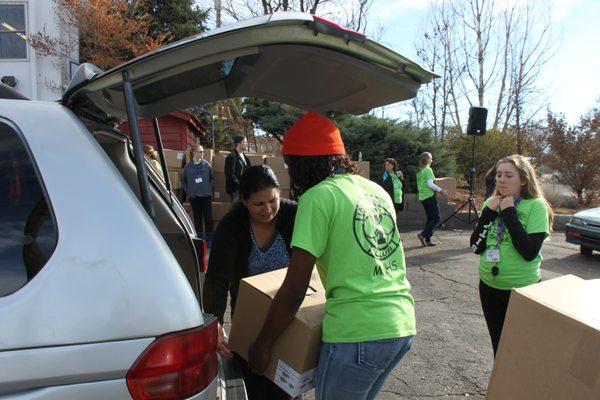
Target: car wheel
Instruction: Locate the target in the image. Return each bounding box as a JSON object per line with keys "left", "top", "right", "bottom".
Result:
{"left": 580, "top": 246, "right": 593, "bottom": 256}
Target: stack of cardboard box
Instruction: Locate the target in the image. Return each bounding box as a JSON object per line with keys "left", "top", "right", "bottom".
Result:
{"left": 352, "top": 161, "right": 370, "bottom": 180}
{"left": 162, "top": 149, "right": 187, "bottom": 190}
{"left": 265, "top": 156, "right": 291, "bottom": 199}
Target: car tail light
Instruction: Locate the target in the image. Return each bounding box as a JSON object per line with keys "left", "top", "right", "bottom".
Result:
{"left": 310, "top": 15, "right": 367, "bottom": 43}
{"left": 192, "top": 237, "right": 208, "bottom": 273}
{"left": 126, "top": 319, "right": 218, "bottom": 400}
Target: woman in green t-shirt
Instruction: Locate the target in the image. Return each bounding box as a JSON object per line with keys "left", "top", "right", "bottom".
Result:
{"left": 381, "top": 158, "right": 405, "bottom": 215}
{"left": 416, "top": 152, "right": 448, "bottom": 246}
{"left": 470, "top": 155, "right": 553, "bottom": 357}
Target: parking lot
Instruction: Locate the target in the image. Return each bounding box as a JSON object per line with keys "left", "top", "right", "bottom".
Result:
{"left": 299, "top": 228, "right": 599, "bottom": 399}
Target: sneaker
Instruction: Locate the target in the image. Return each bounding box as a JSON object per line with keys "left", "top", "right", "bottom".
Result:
{"left": 417, "top": 233, "right": 427, "bottom": 246}
{"left": 426, "top": 241, "right": 437, "bottom": 247}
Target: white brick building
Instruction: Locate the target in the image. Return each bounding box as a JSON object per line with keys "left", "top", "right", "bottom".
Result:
{"left": 0, "top": 1, "right": 78, "bottom": 100}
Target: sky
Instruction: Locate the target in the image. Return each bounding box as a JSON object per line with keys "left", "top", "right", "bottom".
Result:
{"left": 366, "top": 0, "right": 600, "bottom": 124}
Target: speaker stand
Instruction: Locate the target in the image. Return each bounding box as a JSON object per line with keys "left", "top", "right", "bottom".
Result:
{"left": 439, "top": 135, "right": 479, "bottom": 228}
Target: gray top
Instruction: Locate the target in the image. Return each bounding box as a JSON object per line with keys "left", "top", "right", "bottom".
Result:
{"left": 181, "top": 159, "right": 214, "bottom": 198}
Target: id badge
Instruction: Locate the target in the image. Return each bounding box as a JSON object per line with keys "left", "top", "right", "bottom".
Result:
{"left": 195, "top": 177, "right": 203, "bottom": 183}
{"left": 486, "top": 249, "right": 500, "bottom": 262}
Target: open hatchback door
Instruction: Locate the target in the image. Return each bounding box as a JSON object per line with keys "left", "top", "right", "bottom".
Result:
{"left": 62, "top": 12, "right": 437, "bottom": 122}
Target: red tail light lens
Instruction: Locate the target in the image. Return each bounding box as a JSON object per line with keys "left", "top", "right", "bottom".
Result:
{"left": 126, "top": 319, "right": 218, "bottom": 400}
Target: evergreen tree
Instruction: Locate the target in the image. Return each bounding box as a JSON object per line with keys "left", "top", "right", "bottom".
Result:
{"left": 144, "top": 0, "right": 210, "bottom": 42}
{"left": 242, "top": 98, "right": 304, "bottom": 141}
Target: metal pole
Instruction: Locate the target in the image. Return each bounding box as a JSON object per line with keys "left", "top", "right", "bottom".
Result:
{"left": 122, "top": 71, "right": 155, "bottom": 219}
{"left": 152, "top": 118, "right": 173, "bottom": 197}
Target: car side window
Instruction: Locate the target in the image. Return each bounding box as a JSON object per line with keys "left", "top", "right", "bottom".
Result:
{"left": 0, "top": 121, "right": 57, "bottom": 297}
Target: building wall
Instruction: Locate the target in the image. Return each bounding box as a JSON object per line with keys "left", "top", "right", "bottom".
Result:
{"left": 0, "top": 0, "right": 78, "bottom": 100}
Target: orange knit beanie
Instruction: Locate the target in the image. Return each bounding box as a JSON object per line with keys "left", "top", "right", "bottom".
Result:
{"left": 282, "top": 111, "right": 346, "bottom": 156}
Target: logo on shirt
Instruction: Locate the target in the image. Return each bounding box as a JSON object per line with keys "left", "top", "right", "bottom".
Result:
{"left": 353, "top": 193, "right": 400, "bottom": 260}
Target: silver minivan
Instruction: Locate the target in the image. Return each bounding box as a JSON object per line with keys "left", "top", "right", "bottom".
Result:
{"left": 0, "top": 12, "right": 435, "bottom": 399}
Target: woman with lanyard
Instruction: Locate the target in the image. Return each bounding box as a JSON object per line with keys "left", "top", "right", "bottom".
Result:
{"left": 381, "top": 158, "right": 404, "bottom": 215}
{"left": 248, "top": 111, "right": 415, "bottom": 400}
{"left": 470, "top": 155, "right": 553, "bottom": 357}
{"left": 202, "top": 164, "right": 297, "bottom": 400}
{"left": 416, "top": 152, "right": 448, "bottom": 246}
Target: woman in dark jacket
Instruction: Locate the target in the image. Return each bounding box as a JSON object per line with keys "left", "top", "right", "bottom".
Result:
{"left": 381, "top": 158, "right": 405, "bottom": 213}
{"left": 203, "top": 164, "right": 297, "bottom": 400}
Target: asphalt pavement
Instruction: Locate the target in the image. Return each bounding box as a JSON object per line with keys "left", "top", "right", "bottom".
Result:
{"left": 302, "top": 228, "right": 599, "bottom": 399}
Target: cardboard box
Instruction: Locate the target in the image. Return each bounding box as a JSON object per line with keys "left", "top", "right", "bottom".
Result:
{"left": 203, "top": 148, "right": 214, "bottom": 165}
{"left": 213, "top": 190, "right": 226, "bottom": 201}
{"left": 212, "top": 155, "right": 228, "bottom": 172}
{"left": 211, "top": 201, "right": 231, "bottom": 221}
{"left": 486, "top": 275, "right": 600, "bottom": 400}
{"left": 280, "top": 189, "right": 291, "bottom": 199}
{"left": 213, "top": 171, "right": 226, "bottom": 188}
{"left": 229, "top": 268, "right": 326, "bottom": 397}
{"left": 275, "top": 172, "right": 290, "bottom": 189}
{"left": 168, "top": 170, "right": 181, "bottom": 189}
{"left": 434, "top": 177, "right": 457, "bottom": 197}
{"left": 352, "top": 161, "right": 370, "bottom": 180}
{"left": 265, "top": 156, "right": 288, "bottom": 172}
{"left": 246, "top": 153, "right": 266, "bottom": 166}
{"left": 163, "top": 149, "right": 186, "bottom": 169}
{"left": 218, "top": 150, "right": 230, "bottom": 156}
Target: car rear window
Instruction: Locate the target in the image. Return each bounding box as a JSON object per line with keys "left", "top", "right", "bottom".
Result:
{"left": 0, "top": 121, "right": 58, "bottom": 297}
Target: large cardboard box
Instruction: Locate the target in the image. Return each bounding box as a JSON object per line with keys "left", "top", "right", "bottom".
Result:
{"left": 211, "top": 201, "right": 231, "bottom": 221}
{"left": 168, "top": 170, "right": 181, "bottom": 189}
{"left": 212, "top": 155, "right": 228, "bottom": 172}
{"left": 486, "top": 275, "right": 600, "bottom": 400}
{"left": 203, "top": 148, "right": 214, "bottom": 165}
{"left": 163, "top": 149, "right": 186, "bottom": 169}
{"left": 246, "top": 153, "right": 266, "bottom": 166}
{"left": 213, "top": 171, "right": 226, "bottom": 189}
{"left": 352, "top": 161, "right": 370, "bottom": 180}
{"left": 434, "top": 177, "right": 457, "bottom": 197}
{"left": 229, "top": 268, "right": 326, "bottom": 397}
{"left": 280, "top": 189, "right": 291, "bottom": 199}
{"left": 265, "top": 156, "right": 288, "bottom": 172}
{"left": 274, "top": 172, "right": 290, "bottom": 189}
{"left": 213, "top": 190, "right": 226, "bottom": 201}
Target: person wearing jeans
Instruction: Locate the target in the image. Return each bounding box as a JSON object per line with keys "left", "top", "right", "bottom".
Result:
{"left": 416, "top": 152, "right": 448, "bottom": 246}
{"left": 315, "top": 336, "right": 413, "bottom": 399}
{"left": 247, "top": 111, "right": 415, "bottom": 400}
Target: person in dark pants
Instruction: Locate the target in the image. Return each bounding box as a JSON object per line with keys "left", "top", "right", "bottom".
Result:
{"left": 470, "top": 155, "right": 552, "bottom": 356}
{"left": 181, "top": 144, "right": 214, "bottom": 243}
{"left": 202, "top": 165, "right": 298, "bottom": 400}
{"left": 381, "top": 158, "right": 405, "bottom": 215}
{"left": 225, "top": 135, "right": 251, "bottom": 203}
{"left": 416, "top": 152, "right": 448, "bottom": 246}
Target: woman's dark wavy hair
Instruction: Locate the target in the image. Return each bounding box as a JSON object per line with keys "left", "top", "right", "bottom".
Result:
{"left": 239, "top": 165, "right": 280, "bottom": 200}
{"left": 285, "top": 154, "right": 360, "bottom": 198}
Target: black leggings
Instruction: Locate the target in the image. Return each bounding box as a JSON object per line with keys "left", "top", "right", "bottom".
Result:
{"left": 479, "top": 280, "right": 512, "bottom": 357}
{"left": 190, "top": 196, "right": 213, "bottom": 238}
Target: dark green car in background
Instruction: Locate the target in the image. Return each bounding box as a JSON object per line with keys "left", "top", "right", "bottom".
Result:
{"left": 565, "top": 207, "right": 600, "bottom": 255}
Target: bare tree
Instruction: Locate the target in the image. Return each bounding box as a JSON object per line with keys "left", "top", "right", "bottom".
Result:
{"left": 413, "top": 0, "right": 558, "bottom": 143}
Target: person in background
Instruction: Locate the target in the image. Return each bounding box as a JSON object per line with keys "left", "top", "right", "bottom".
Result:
{"left": 381, "top": 158, "right": 405, "bottom": 214}
{"left": 248, "top": 111, "right": 415, "bottom": 400}
{"left": 181, "top": 144, "right": 214, "bottom": 243}
{"left": 416, "top": 151, "right": 449, "bottom": 247}
{"left": 225, "top": 135, "right": 251, "bottom": 203}
{"left": 470, "top": 155, "right": 553, "bottom": 357}
{"left": 143, "top": 144, "right": 162, "bottom": 174}
{"left": 202, "top": 165, "right": 297, "bottom": 400}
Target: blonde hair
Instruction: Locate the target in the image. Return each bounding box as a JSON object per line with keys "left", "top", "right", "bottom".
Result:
{"left": 418, "top": 152, "right": 432, "bottom": 171}
{"left": 494, "top": 154, "right": 554, "bottom": 231}
{"left": 143, "top": 144, "right": 158, "bottom": 161}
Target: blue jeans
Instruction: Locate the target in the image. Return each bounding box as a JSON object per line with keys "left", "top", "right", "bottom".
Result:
{"left": 314, "top": 336, "right": 413, "bottom": 400}
{"left": 420, "top": 195, "right": 440, "bottom": 241}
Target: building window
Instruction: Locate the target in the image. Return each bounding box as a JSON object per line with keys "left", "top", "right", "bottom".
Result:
{"left": 0, "top": 3, "right": 27, "bottom": 59}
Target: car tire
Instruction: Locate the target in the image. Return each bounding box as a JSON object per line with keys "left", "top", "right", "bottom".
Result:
{"left": 580, "top": 246, "right": 593, "bottom": 256}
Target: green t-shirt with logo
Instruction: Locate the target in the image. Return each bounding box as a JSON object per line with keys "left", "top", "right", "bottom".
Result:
{"left": 417, "top": 166, "right": 436, "bottom": 201}
{"left": 391, "top": 173, "right": 403, "bottom": 204}
{"left": 291, "top": 174, "right": 416, "bottom": 343}
{"left": 478, "top": 197, "right": 550, "bottom": 290}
